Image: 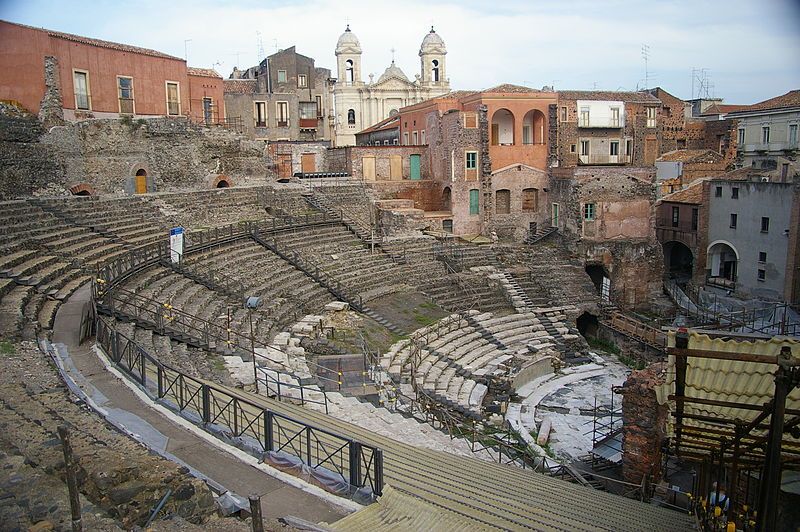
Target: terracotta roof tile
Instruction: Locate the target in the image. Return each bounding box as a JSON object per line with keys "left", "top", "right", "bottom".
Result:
{"left": 660, "top": 179, "right": 705, "bottom": 204}
{"left": 433, "top": 90, "right": 479, "bottom": 100}
{"left": 729, "top": 89, "right": 800, "bottom": 113}
{"left": 657, "top": 149, "right": 723, "bottom": 163}
{"left": 483, "top": 83, "right": 540, "bottom": 94}
{"left": 9, "top": 21, "right": 183, "bottom": 60}
{"left": 558, "top": 90, "right": 660, "bottom": 103}
{"left": 700, "top": 103, "right": 751, "bottom": 116}
{"left": 223, "top": 79, "right": 257, "bottom": 94}
{"left": 357, "top": 115, "right": 399, "bottom": 135}
{"left": 187, "top": 67, "right": 221, "bottom": 78}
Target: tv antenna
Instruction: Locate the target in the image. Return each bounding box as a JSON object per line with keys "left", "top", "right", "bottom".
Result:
{"left": 256, "top": 31, "right": 265, "bottom": 61}
{"left": 641, "top": 44, "right": 651, "bottom": 89}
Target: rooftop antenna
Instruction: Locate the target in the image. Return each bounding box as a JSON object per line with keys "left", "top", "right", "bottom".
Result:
{"left": 390, "top": 47, "right": 396, "bottom": 63}
{"left": 184, "top": 39, "right": 192, "bottom": 62}
{"left": 256, "top": 31, "right": 265, "bottom": 61}
{"left": 231, "top": 51, "right": 242, "bottom": 68}
{"left": 272, "top": 39, "right": 278, "bottom": 54}
{"left": 592, "top": 81, "right": 598, "bottom": 90}
{"left": 641, "top": 44, "right": 650, "bottom": 89}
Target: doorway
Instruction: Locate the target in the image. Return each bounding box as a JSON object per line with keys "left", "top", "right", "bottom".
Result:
{"left": 409, "top": 154, "right": 421, "bottom": 180}
{"left": 135, "top": 169, "right": 147, "bottom": 194}
{"left": 362, "top": 157, "right": 376, "bottom": 181}
{"left": 301, "top": 153, "right": 316, "bottom": 174}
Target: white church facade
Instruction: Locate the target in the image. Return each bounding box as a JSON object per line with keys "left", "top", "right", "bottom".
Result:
{"left": 333, "top": 26, "right": 451, "bottom": 146}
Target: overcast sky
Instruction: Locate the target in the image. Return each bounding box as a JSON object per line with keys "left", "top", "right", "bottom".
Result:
{"left": 2, "top": 0, "right": 799, "bottom": 104}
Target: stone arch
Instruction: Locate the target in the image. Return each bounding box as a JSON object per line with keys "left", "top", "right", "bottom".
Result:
{"left": 132, "top": 166, "right": 149, "bottom": 195}
{"left": 522, "top": 109, "right": 546, "bottom": 145}
{"left": 707, "top": 240, "right": 739, "bottom": 282}
{"left": 69, "top": 183, "right": 96, "bottom": 196}
{"left": 212, "top": 175, "right": 233, "bottom": 188}
{"left": 576, "top": 311, "right": 599, "bottom": 337}
{"left": 585, "top": 263, "right": 611, "bottom": 301}
{"left": 491, "top": 108, "right": 515, "bottom": 146}
{"left": 662, "top": 240, "right": 694, "bottom": 282}
{"left": 441, "top": 186, "right": 451, "bottom": 210}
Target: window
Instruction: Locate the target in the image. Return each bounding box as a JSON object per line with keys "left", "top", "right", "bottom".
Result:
{"left": 254, "top": 102, "right": 267, "bottom": 127}
{"left": 579, "top": 140, "right": 589, "bottom": 156}
{"left": 646, "top": 107, "right": 657, "bottom": 128}
{"left": 466, "top": 151, "right": 477, "bottom": 170}
{"left": 299, "top": 102, "right": 317, "bottom": 120}
{"left": 691, "top": 208, "right": 698, "bottom": 231}
{"left": 762, "top": 126, "right": 770, "bottom": 144}
{"left": 496, "top": 189, "right": 511, "bottom": 214}
{"left": 73, "top": 70, "right": 90, "bottom": 110}
{"left": 610, "top": 141, "right": 619, "bottom": 156}
{"left": 403, "top": 132, "right": 409, "bottom": 145}
{"left": 560, "top": 106, "right": 567, "bottom": 122}
{"left": 431, "top": 59, "right": 439, "bottom": 82}
{"left": 165, "top": 81, "right": 180, "bottom": 115}
{"left": 298, "top": 74, "right": 307, "bottom": 88}
{"left": 579, "top": 106, "right": 589, "bottom": 127}
{"left": 203, "top": 97, "right": 213, "bottom": 124}
{"left": 672, "top": 206, "right": 679, "bottom": 227}
{"left": 315, "top": 96, "right": 323, "bottom": 118}
{"left": 730, "top": 213, "right": 737, "bottom": 228}
{"left": 523, "top": 126, "right": 532, "bottom": 145}
{"left": 469, "top": 189, "right": 480, "bottom": 215}
{"left": 761, "top": 217, "right": 770, "bottom": 233}
{"left": 625, "top": 139, "right": 633, "bottom": 156}
{"left": 732, "top": 187, "right": 739, "bottom": 199}
{"left": 345, "top": 60, "right": 354, "bottom": 83}
{"left": 583, "top": 203, "right": 595, "bottom": 221}
{"left": 277, "top": 101, "right": 289, "bottom": 127}
{"left": 715, "top": 186, "right": 722, "bottom": 197}
{"left": 738, "top": 128, "right": 745, "bottom": 145}
{"left": 570, "top": 144, "right": 576, "bottom": 153}
{"left": 464, "top": 113, "right": 477, "bottom": 129}
{"left": 782, "top": 163, "right": 790, "bottom": 179}
{"left": 522, "top": 188, "right": 538, "bottom": 212}
{"left": 383, "top": 140, "right": 389, "bottom": 146}
{"left": 412, "top": 131, "right": 418, "bottom": 145}
{"left": 759, "top": 251, "right": 767, "bottom": 263}
{"left": 610, "top": 107, "right": 620, "bottom": 127}
{"left": 347, "top": 109, "right": 355, "bottom": 125}
{"left": 117, "top": 76, "right": 133, "bottom": 114}
{"left": 277, "top": 70, "right": 287, "bottom": 83}
{"left": 393, "top": 138, "right": 399, "bottom": 145}
{"left": 421, "top": 130, "right": 426, "bottom": 145}
{"left": 758, "top": 269, "right": 766, "bottom": 281}
{"left": 790, "top": 124, "right": 798, "bottom": 145}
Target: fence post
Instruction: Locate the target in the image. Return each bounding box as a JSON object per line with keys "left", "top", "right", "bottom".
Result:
{"left": 157, "top": 366, "right": 164, "bottom": 398}
{"left": 373, "top": 448, "right": 384, "bottom": 496}
{"left": 305, "top": 426, "right": 312, "bottom": 467}
{"left": 249, "top": 494, "right": 264, "bottom": 532}
{"left": 202, "top": 385, "right": 210, "bottom": 424}
{"left": 140, "top": 348, "right": 146, "bottom": 386}
{"left": 349, "top": 441, "right": 362, "bottom": 488}
{"left": 264, "top": 411, "right": 274, "bottom": 452}
{"left": 57, "top": 426, "right": 83, "bottom": 532}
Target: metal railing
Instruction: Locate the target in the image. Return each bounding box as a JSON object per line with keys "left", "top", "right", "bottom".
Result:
{"left": 96, "top": 317, "right": 382, "bottom": 498}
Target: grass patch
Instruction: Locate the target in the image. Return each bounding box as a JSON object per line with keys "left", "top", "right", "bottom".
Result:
{"left": 412, "top": 313, "right": 437, "bottom": 326}
{"left": 587, "top": 337, "right": 620, "bottom": 355}
{"left": 0, "top": 340, "right": 14, "bottom": 355}
{"left": 618, "top": 354, "right": 646, "bottom": 370}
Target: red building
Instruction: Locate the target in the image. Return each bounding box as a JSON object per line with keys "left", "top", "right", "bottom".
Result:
{"left": 0, "top": 20, "right": 224, "bottom": 123}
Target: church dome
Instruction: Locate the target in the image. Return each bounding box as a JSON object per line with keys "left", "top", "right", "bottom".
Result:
{"left": 420, "top": 26, "right": 446, "bottom": 53}
{"left": 336, "top": 25, "right": 361, "bottom": 52}
{"left": 377, "top": 61, "right": 409, "bottom": 84}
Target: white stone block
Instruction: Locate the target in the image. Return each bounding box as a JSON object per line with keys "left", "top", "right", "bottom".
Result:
{"left": 325, "top": 301, "right": 350, "bottom": 312}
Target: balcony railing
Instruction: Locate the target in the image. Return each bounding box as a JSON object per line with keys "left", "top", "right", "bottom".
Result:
{"left": 656, "top": 218, "right": 697, "bottom": 232}
{"left": 578, "top": 118, "right": 622, "bottom": 128}
{"left": 299, "top": 118, "right": 318, "bottom": 129}
{"left": 578, "top": 154, "right": 631, "bottom": 165}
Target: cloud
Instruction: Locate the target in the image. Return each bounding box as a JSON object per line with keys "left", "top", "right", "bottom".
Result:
{"left": 2, "top": 0, "right": 799, "bottom": 102}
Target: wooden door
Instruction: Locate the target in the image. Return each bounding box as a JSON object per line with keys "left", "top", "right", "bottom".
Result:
{"left": 135, "top": 174, "right": 147, "bottom": 194}
{"left": 491, "top": 124, "right": 499, "bottom": 145}
{"left": 389, "top": 155, "right": 402, "bottom": 180}
{"left": 362, "top": 157, "right": 376, "bottom": 181}
{"left": 644, "top": 136, "right": 657, "bottom": 165}
{"left": 409, "top": 154, "right": 421, "bottom": 180}
{"left": 301, "top": 153, "right": 316, "bottom": 174}
{"left": 277, "top": 154, "right": 292, "bottom": 178}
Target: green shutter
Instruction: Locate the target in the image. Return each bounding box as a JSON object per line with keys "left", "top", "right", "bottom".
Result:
{"left": 409, "top": 154, "right": 421, "bottom": 180}
{"left": 469, "top": 189, "right": 479, "bottom": 215}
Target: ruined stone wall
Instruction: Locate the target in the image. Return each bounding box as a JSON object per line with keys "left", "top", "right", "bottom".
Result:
{"left": 268, "top": 141, "right": 329, "bottom": 175}
{"left": 326, "top": 147, "right": 348, "bottom": 173}
{"left": 582, "top": 240, "right": 664, "bottom": 308}
{"left": 486, "top": 164, "right": 549, "bottom": 241}
{"left": 0, "top": 115, "right": 271, "bottom": 198}
{"left": 367, "top": 180, "right": 442, "bottom": 211}
{"left": 620, "top": 363, "right": 667, "bottom": 485}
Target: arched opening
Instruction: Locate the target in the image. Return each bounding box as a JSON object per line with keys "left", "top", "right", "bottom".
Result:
{"left": 585, "top": 263, "right": 611, "bottom": 301}
{"left": 214, "top": 176, "right": 232, "bottom": 188}
{"left": 345, "top": 59, "right": 354, "bottom": 83}
{"left": 576, "top": 312, "right": 599, "bottom": 338}
{"left": 663, "top": 241, "right": 694, "bottom": 284}
{"left": 707, "top": 241, "right": 739, "bottom": 285}
{"left": 490, "top": 108, "right": 515, "bottom": 146}
{"left": 69, "top": 183, "right": 96, "bottom": 196}
{"left": 347, "top": 109, "right": 356, "bottom": 125}
{"left": 441, "top": 186, "right": 451, "bottom": 211}
{"left": 431, "top": 59, "right": 439, "bottom": 82}
{"left": 134, "top": 168, "right": 147, "bottom": 194}
{"left": 522, "top": 109, "right": 546, "bottom": 145}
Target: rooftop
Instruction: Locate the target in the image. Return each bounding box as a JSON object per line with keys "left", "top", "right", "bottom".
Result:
{"left": 223, "top": 79, "right": 257, "bottom": 95}
{"left": 729, "top": 89, "right": 800, "bottom": 114}
{"left": 357, "top": 115, "right": 399, "bottom": 135}
{"left": 483, "top": 83, "right": 540, "bottom": 94}
{"left": 6, "top": 20, "right": 183, "bottom": 61}
{"left": 659, "top": 179, "right": 706, "bottom": 204}
{"left": 187, "top": 67, "right": 221, "bottom": 79}
{"left": 657, "top": 149, "right": 723, "bottom": 163}
{"left": 558, "top": 90, "right": 660, "bottom": 103}
{"left": 700, "top": 103, "right": 751, "bottom": 116}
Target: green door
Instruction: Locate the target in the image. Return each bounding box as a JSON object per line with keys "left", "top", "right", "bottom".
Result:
{"left": 469, "top": 189, "right": 480, "bottom": 215}
{"left": 409, "top": 154, "right": 421, "bottom": 180}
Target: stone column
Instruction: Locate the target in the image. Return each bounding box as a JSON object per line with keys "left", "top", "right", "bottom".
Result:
{"left": 38, "top": 56, "right": 65, "bottom": 129}
{"left": 619, "top": 362, "right": 668, "bottom": 485}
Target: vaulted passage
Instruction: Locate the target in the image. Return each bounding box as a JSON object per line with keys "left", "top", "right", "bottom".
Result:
{"left": 662, "top": 241, "right": 693, "bottom": 283}
{"left": 577, "top": 311, "right": 599, "bottom": 337}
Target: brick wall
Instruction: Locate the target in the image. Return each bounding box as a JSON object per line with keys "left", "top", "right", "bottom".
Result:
{"left": 620, "top": 363, "right": 668, "bottom": 484}
{"left": 346, "top": 145, "right": 428, "bottom": 181}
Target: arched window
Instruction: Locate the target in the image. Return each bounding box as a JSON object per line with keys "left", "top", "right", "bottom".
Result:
{"left": 347, "top": 109, "right": 356, "bottom": 125}
{"left": 345, "top": 59, "right": 354, "bottom": 83}
{"left": 441, "top": 186, "right": 452, "bottom": 210}
{"left": 432, "top": 59, "right": 439, "bottom": 82}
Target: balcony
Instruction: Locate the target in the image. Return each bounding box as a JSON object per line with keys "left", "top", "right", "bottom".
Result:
{"left": 578, "top": 154, "right": 631, "bottom": 165}
{"left": 578, "top": 118, "right": 623, "bottom": 129}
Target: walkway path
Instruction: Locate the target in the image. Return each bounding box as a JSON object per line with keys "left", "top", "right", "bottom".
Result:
{"left": 52, "top": 284, "right": 349, "bottom": 524}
